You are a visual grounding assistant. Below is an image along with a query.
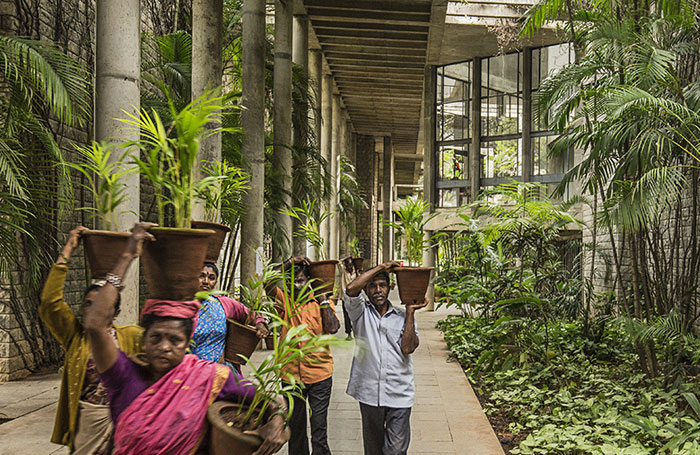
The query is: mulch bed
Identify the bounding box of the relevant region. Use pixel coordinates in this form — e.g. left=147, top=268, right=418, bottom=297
left=469, top=380, right=528, bottom=453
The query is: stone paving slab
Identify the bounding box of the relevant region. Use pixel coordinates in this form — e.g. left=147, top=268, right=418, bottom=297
left=0, top=304, right=503, bottom=455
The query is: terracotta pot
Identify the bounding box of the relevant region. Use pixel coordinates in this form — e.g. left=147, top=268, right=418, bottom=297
left=352, top=257, right=364, bottom=273
left=81, top=230, right=131, bottom=279
left=208, top=402, right=290, bottom=455
left=141, top=227, right=215, bottom=300
left=191, top=220, right=231, bottom=263
left=225, top=319, right=259, bottom=365
left=394, top=266, right=434, bottom=305
left=307, top=260, right=338, bottom=295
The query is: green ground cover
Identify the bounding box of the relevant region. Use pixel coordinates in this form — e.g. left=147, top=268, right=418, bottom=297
left=439, top=316, right=700, bottom=454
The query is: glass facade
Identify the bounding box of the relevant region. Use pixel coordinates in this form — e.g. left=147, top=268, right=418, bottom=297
left=434, top=43, right=573, bottom=207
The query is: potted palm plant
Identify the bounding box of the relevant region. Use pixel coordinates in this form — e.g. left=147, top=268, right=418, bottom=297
left=224, top=260, right=281, bottom=365
left=192, top=160, right=248, bottom=263
left=348, top=238, right=364, bottom=273
left=385, top=196, right=437, bottom=305
left=209, top=267, right=342, bottom=455
left=121, top=93, right=227, bottom=300
left=283, top=200, right=337, bottom=294
left=69, top=141, right=134, bottom=279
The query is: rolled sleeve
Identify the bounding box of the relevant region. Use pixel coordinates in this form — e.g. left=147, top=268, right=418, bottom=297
left=343, top=291, right=366, bottom=321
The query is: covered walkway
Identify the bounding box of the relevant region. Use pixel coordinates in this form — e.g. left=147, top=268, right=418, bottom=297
left=0, top=308, right=502, bottom=455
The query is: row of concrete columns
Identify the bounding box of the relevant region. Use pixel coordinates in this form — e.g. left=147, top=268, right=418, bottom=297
left=97, top=0, right=367, bottom=321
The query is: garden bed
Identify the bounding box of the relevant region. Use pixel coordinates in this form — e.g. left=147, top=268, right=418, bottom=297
left=438, top=315, right=700, bottom=455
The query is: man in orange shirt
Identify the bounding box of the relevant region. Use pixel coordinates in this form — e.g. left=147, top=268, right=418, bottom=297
left=268, top=257, right=340, bottom=455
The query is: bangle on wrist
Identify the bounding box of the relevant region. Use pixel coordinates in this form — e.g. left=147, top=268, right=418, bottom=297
left=105, top=273, right=124, bottom=291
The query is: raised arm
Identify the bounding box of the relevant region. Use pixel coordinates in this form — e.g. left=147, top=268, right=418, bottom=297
left=345, top=261, right=400, bottom=297
left=400, top=298, right=428, bottom=355
left=38, top=226, right=88, bottom=346
left=84, top=223, right=155, bottom=372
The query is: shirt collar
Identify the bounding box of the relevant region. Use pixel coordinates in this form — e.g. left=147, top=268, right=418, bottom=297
left=366, top=298, right=397, bottom=318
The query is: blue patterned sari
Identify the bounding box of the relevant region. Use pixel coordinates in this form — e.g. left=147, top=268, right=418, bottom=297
left=190, top=296, right=227, bottom=362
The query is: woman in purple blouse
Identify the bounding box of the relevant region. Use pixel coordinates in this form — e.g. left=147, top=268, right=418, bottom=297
left=82, top=223, right=287, bottom=455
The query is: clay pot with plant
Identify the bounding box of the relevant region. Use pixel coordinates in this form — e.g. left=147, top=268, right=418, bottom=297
left=224, top=259, right=281, bottom=365
left=209, top=267, right=341, bottom=455
left=385, top=197, right=438, bottom=305
left=68, top=141, right=135, bottom=279
left=121, top=92, right=230, bottom=300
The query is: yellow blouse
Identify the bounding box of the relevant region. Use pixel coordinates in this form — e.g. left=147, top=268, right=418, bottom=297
left=39, top=263, right=142, bottom=448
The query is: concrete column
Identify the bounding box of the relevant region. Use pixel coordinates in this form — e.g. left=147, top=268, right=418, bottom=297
left=291, top=14, right=309, bottom=256
left=382, top=136, right=393, bottom=262
left=470, top=57, right=482, bottom=200
left=423, top=230, right=436, bottom=311
left=308, top=50, right=323, bottom=260
left=338, top=112, right=348, bottom=256
left=309, top=50, right=323, bottom=158
left=271, top=0, right=293, bottom=261
left=423, top=65, right=437, bottom=207
left=423, top=65, right=437, bottom=309
left=522, top=47, right=532, bottom=183
left=96, top=0, right=140, bottom=325
left=191, top=0, right=224, bottom=221
left=240, top=0, right=266, bottom=284
left=330, top=94, right=342, bottom=260
left=320, top=74, right=333, bottom=257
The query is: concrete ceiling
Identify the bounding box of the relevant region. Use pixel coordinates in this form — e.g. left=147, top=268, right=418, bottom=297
left=304, top=0, right=433, bottom=187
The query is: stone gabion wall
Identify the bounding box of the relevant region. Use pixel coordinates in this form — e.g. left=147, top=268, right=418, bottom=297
left=0, top=0, right=97, bottom=382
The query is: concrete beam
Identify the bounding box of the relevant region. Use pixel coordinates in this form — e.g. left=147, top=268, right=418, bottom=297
left=305, top=0, right=432, bottom=14
left=326, top=52, right=426, bottom=64
left=395, top=154, right=424, bottom=162
left=329, top=60, right=425, bottom=70
left=323, top=45, right=427, bottom=57
left=308, top=9, right=430, bottom=26
left=314, top=28, right=428, bottom=42
left=311, top=20, right=429, bottom=34
left=318, top=36, right=428, bottom=49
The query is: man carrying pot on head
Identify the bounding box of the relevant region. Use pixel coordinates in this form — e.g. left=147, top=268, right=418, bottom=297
left=336, top=257, right=356, bottom=340
left=343, top=261, right=428, bottom=455
left=266, top=256, right=340, bottom=455
left=39, top=226, right=143, bottom=455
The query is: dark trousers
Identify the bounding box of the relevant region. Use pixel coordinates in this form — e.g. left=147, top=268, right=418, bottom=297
left=287, top=377, right=333, bottom=455
left=342, top=301, right=352, bottom=336
left=359, top=403, right=411, bottom=455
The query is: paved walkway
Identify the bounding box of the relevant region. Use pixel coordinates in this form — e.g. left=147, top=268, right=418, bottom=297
left=0, top=305, right=503, bottom=455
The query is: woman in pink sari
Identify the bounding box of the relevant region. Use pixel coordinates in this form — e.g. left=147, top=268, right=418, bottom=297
left=83, top=223, right=287, bottom=455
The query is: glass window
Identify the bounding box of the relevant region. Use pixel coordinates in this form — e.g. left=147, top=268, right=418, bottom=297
left=438, top=144, right=469, bottom=180
left=533, top=136, right=570, bottom=176
left=481, top=52, right=521, bottom=138
left=439, top=188, right=459, bottom=207
left=437, top=61, right=471, bottom=142
left=434, top=43, right=573, bottom=208
left=532, top=43, right=573, bottom=131
left=481, top=139, right=522, bottom=179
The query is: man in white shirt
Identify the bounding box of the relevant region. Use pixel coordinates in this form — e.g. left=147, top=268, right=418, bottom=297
left=343, top=261, right=427, bottom=455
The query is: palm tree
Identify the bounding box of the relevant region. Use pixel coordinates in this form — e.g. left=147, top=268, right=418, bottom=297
left=524, top=0, right=700, bottom=376
left=0, top=35, right=91, bottom=371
